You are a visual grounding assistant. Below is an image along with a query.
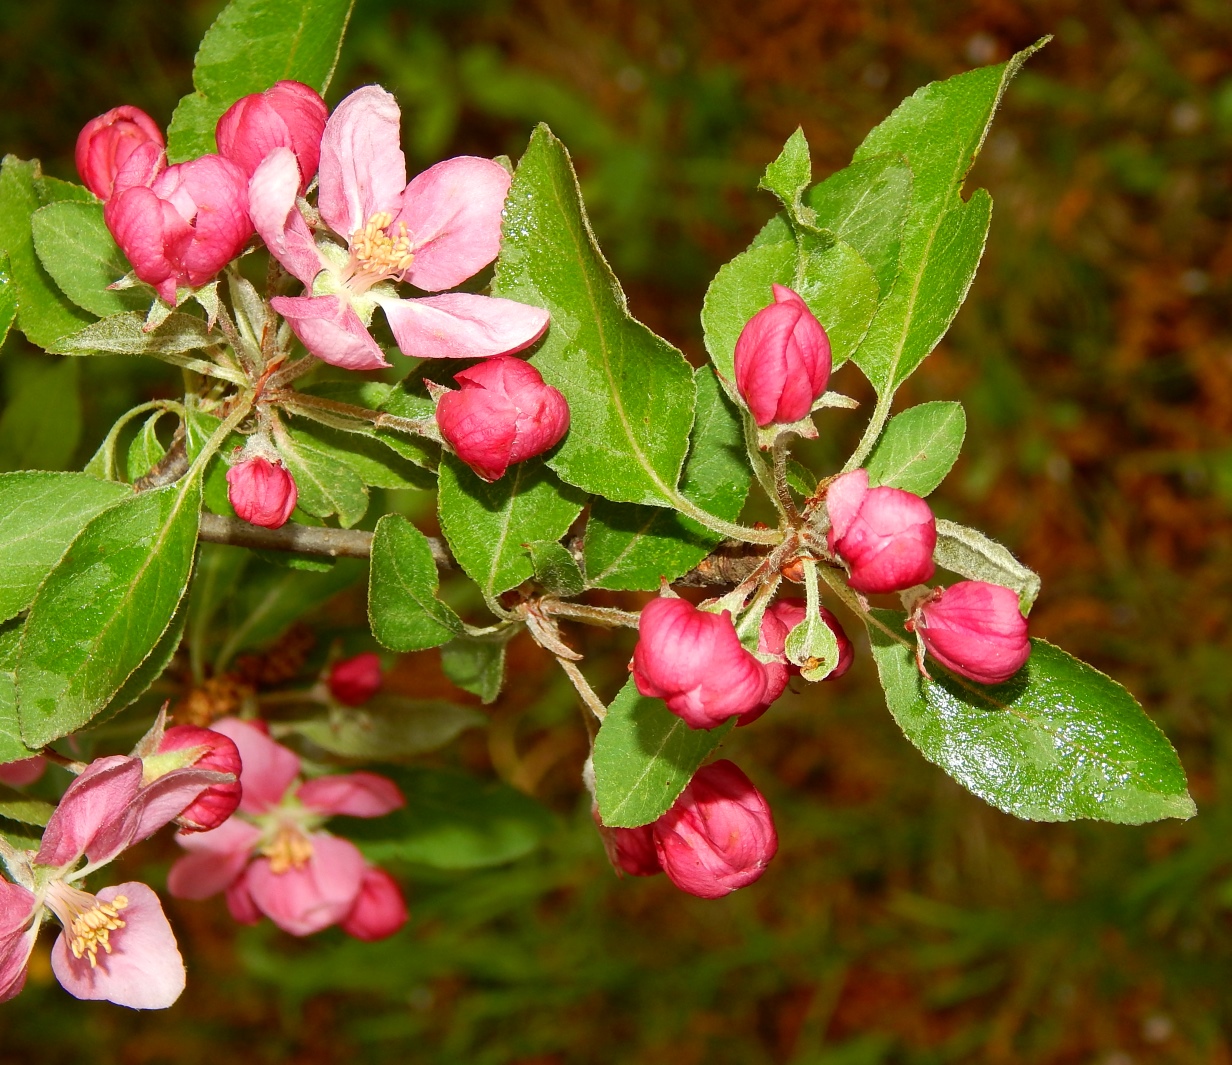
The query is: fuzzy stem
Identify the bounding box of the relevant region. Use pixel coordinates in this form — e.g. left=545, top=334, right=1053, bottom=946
left=843, top=388, right=894, bottom=473
left=771, top=438, right=800, bottom=523
left=556, top=657, right=608, bottom=722
left=543, top=601, right=642, bottom=629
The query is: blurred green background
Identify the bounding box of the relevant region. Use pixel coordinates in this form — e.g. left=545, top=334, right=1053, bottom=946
left=3, top=0, right=1232, bottom=1061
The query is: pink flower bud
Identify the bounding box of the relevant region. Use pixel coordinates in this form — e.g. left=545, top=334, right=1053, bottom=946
left=631, top=597, right=770, bottom=730
left=226, top=456, right=298, bottom=529
left=907, top=581, right=1031, bottom=685
left=733, top=284, right=831, bottom=427
left=328, top=652, right=382, bottom=706
left=826, top=468, right=936, bottom=594
left=155, top=725, right=243, bottom=832
left=610, top=824, right=663, bottom=877
left=75, top=105, right=165, bottom=201
left=340, top=868, right=408, bottom=942
left=216, top=80, right=328, bottom=193
left=0, top=757, right=45, bottom=788
left=435, top=356, right=569, bottom=481
left=652, top=760, right=778, bottom=899
left=104, top=153, right=252, bottom=303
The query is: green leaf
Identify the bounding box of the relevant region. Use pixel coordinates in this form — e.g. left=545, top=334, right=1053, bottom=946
left=438, top=455, right=586, bottom=601
left=851, top=43, right=1044, bottom=395
left=584, top=366, right=750, bottom=591
left=0, top=157, right=92, bottom=351
left=0, top=787, right=53, bottom=827
left=284, top=421, right=433, bottom=492
left=30, top=201, right=148, bottom=318
left=525, top=541, right=585, bottom=597
left=342, top=766, right=554, bottom=869
left=0, top=255, right=15, bottom=348
left=440, top=631, right=512, bottom=705
left=866, top=609, right=1194, bottom=824
left=784, top=563, right=840, bottom=682
left=491, top=124, right=696, bottom=507
left=866, top=400, right=966, bottom=496
left=593, top=677, right=732, bottom=829
left=167, top=0, right=355, bottom=162
left=271, top=419, right=368, bottom=528
left=184, top=404, right=244, bottom=517
left=0, top=672, right=37, bottom=764
left=0, top=472, right=132, bottom=623
left=101, top=593, right=189, bottom=718
left=16, top=477, right=201, bottom=747
left=933, top=518, right=1041, bottom=613
left=759, top=127, right=815, bottom=227
left=368, top=514, right=463, bottom=653
left=126, top=412, right=171, bottom=483
left=56, top=311, right=214, bottom=356
left=288, top=696, right=485, bottom=759
left=0, top=358, right=82, bottom=472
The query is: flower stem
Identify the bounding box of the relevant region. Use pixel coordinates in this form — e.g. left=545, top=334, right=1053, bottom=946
left=771, top=438, right=800, bottom=523
left=842, top=387, right=894, bottom=473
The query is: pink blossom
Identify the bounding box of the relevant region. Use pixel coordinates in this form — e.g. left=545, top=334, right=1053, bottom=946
left=906, top=581, right=1031, bottom=684
left=226, top=455, right=298, bottom=529
left=0, top=757, right=45, bottom=788
left=75, top=105, right=165, bottom=201
left=826, top=468, right=936, bottom=594
left=341, top=868, right=409, bottom=941
left=608, top=824, right=662, bottom=878
left=328, top=652, right=383, bottom=706
left=435, top=356, right=570, bottom=481
left=631, top=596, right=770, bottom=730
left=216, top=80, right=327, bottom=192
left=734, top=284, right=831, bottom=426
left=167, top=718, right=408, bottom=939
left=249, top=86, right=549, bottom=371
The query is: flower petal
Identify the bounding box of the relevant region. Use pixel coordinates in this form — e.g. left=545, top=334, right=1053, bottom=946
left=297, top=772, right=404, bottom=818
left=37, top=756, right=143, bottom=869
left=246, top=834, right=367, bottom=936
left=207, top=718, right=300, bottom=814
left=166, top=818, right=263, bottom=900
left=271, top=294, right=391, bottom=371
left=317, top=85, right=407, bottom=240
left=0, top=882, right=37, bottom=1003
left=379, top=292, right=548, bottom=360
left=396, top=156, right=510, bottom=291
left=249, top=148, right=323, bottom=286
left=51, top=882, right=185, bottom=1010
left=127, top=767, right=240, bottom=848
left=225, top=870, right=262, bottom=925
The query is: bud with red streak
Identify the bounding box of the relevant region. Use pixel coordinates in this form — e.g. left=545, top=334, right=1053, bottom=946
left=340, top=868, right=408, bottom=941
left=328, top=652, right=383, bottom=706
left=75, top=105, right=165, bottom=201
left=216, top=80, right=328, bottom=192
left=733, top=284, right=831, bottom=427
left=631, top=596, right=770, bottom=730
left=435, top=356, right=569, bottom=482
left=226, top=455, right=298, bottom=529
left=825, top=468, right=936, bottom=594
left=151, top=725, right=242, bottom=832
left=906, top=581, right=1031, bottom=684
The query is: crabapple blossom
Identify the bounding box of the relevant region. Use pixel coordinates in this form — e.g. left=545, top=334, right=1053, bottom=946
left=734, top=284, right=831, bottom=426
left=906, top=580, right=1031, bottom=684
left=215, top=80, right=328, bottom=191
left=75, top=105, right=165, bottom=201
left=825, top=468, right=936, bottom=594
left=328, top=652, right=383, bottom=706
left=226, top=454, right=298, bottom=529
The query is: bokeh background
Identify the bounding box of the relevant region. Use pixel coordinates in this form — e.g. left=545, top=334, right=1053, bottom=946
left=2, top=0, right=1232, bottom=1061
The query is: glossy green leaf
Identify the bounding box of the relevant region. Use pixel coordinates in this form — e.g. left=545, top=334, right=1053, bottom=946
left=0, top=358, right=82, bottom=473
left=101, top=594, right=189, bottom=719
left=287, top=696, right=485, bottom=759
left=368, top=514, right=462, bottom=653
left=525, top=541, right=585, bottom=597
left=0, top=255, right=15, bottom=348
left=851, top=44, right=1043, bottom=395
left=593, top=677, right=732, bottom=828
left=492, top=124, right=696, bottom=506
left=30, top=201, right=148, bottom=318
left=438, top=455, right=586, bottom=601
left=866, top=400, right=966, bottom=496
left=0, top=472, right=132, bottom=623
left=584, top=366, right=750, bottom=590
left=866, top=609, right=1195, bottom=824
left=167, top=0, right=355, bottom=162
left=440, top=631, right=512, bottom=705
left=933, top=519, right=1041, bottom=614
left=272, top=419, right=368, bottom=528
left=17, top=477, right=201, bottom=747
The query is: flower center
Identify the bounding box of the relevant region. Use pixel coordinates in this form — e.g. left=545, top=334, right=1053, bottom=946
left=346, top=211, right=414, bottom=292
left=262, top=824, right=314, bottom=875
left=43, top=882, right=128, bottom=969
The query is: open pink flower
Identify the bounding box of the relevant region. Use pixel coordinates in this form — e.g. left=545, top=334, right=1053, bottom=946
left=249, top=85, right=549, bottom=371
left=167, top=718, right=408, bottom=939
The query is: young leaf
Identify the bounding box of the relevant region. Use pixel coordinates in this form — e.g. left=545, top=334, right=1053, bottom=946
left=933, top=518, right=1041, bottom=613
left=369, top=514, right=463, bottom=653
left=866, top=400, right=966, bottom=496
left=167, top=0, right=356, bottom=162
left=126, top=412, right=171, bottom=483
left=16, top=476, right=201, bottom=747
left=593, top=677, right=732, bottom=829
left=866, top=609, right=1194, bottom=824
left=287, top=696, right=485, bottom=759
left=492, top=124, right=697, bottom=507
left=184, top=404, right=245, bottom=517
left=759, top=127, right=815, bottom=228
left=56, top=311, right=214, bottom=356
left=0, top=472, right=131, bottom=623
left=0, top=358, right=82, bottom=472
left=271, top=419, right=368, bottom=528
left=0, top=255, right=15, bottom=348
left=584, top=366, right=750, bottom=591
left=440, top=631, right=512, bottom=705
left=30, top=201, right=148, bottom=318
left=525, top=541, right=585, bottom=597
left=437, top=455, right=586, bottom=601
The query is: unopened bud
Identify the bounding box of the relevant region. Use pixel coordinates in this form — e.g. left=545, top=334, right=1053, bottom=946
left=907, top=581, right=1030, bottom=685
left=75, top=105, right=165, bottom=201
left=216, top=80, right=328, bottom=192
left=152, top=725, right=242, bottom=832
left=328, top=652, right=383, bottom=707
left=226, top=455, right=298, bottom=529
left=341, top=868, right=408, bottom=941
left=826, top=468, right=935, bottom=594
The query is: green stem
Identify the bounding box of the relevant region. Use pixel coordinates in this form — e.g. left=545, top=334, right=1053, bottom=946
left=665, top=490, right=781, bottom=545
left=187, top=397, right=253, bottom=480
left=741, top=409, right=779, bottom=503
left=843, top=388, right=894, bottom=473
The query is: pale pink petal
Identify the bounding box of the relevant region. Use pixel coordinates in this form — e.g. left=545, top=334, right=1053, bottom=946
left=271, top=294, right=392, bottom=371
left=51, top=882, right=185, bottom=1010
left=249, top=148, right=324, bottom=286
left=207, top=718, right=300, bottom=814
left=166, top=818, right=263, bottom=900
left=245, top=834, right=366, bottom=936
left=225, top=871, right=262, bottom=925
left=0, top=882, right=37, bottom=1003
left=396, top=156, right=510, bottom=291
left=37, top=756, right=143, bottom=869
left=379, top=292, right=549, bottom=361
left=340, top=868, right=407, bottom=941
left=317, top=86, right=407, bottom=241
left=297, top=772, right=404, bottom=818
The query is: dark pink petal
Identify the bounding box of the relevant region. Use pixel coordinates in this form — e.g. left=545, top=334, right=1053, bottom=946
left=733, top=285, right=831, bottom=427
left=271, top=294, right=391, bottom=371
left=915, top=581, right=1031, bottom=685
left=434, top=384, right=518, bottom=481
left=104, top=185, right=191, bottom=302
left=50, top=882, right=185, bottom=1010
left=37, top=756, right=143, bottom=869
left=0, top=882, right=37, bottom=1003
left=824, top=468, right=869, bottom=544
left=75, top=105, right=165, bottom=201
left=226, top=456, right=298, bottom=529
left=827, top=471, right=936, bottom=594
left=246, top=834, right=367, bottom=936
left=207, top=718, right=300, bottom=814
left=248, top=148, right=323, bottom=286
left=225, top=871, right=262, bottom=925
left=297, top=772, right=404, bottom=818
left=317, top=85, right=407, bottom=240
left=125, top=766, right=240, bottom=848
left=0, top=757, right=45, bottom=788
left=340, top=868, right=408, bottom=941
left=610, top=824, right=662, bottom=877
left=154, top=725, right=243, bottom=833
left=216, top=80, right=327, bottom=191
left=380, top=292, right=549, bottom=361
left=396, top=156, right=511, bottom=291
left=149, top=154, right=253, bottom=288
left=327, top=652, right=382, bottom=706
left=166, top=817, right=263, bottom=899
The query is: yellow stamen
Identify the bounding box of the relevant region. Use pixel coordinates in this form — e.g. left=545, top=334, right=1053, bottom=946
left=68, top=896, right=128, bottom=969
left=263, top=825, right=314, bottom=874
left=347, top=211, right=415, bottom=289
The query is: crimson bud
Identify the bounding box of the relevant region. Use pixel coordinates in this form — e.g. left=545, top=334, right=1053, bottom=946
left=340, top=868, right=409, bottom=942
left=907, top=581, right=1030, bottom=685
left=153, top=725, right=243, bottom=832
left=75, top=105, right=165, bottom=201
left=226, top=455, right=298, bottom=529
left=826, top=468, right=936, bottom=594
left=328, top=652, right=383, bottom=706
left=216, top=80, right=328, bottom=192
